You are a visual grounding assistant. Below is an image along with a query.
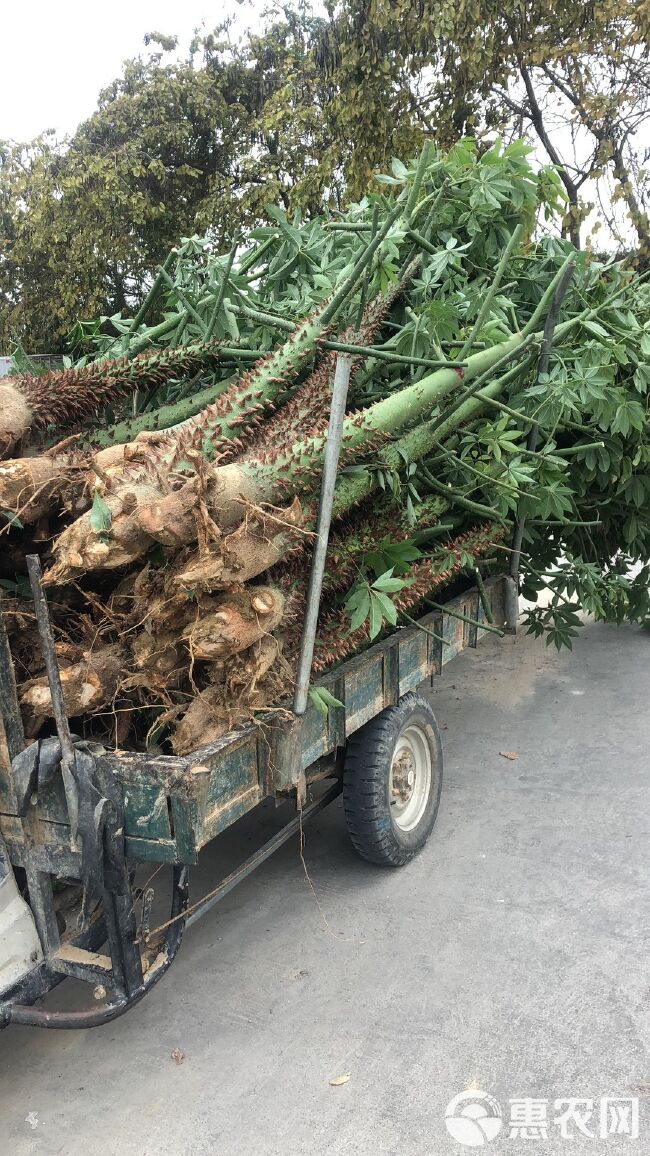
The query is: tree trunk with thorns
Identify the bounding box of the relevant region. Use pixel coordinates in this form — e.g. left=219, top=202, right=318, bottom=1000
left=2, top=142, right=648, bottom=759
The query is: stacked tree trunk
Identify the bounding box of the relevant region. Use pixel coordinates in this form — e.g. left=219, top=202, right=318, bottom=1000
left=1, top=142, right=648, bottom=756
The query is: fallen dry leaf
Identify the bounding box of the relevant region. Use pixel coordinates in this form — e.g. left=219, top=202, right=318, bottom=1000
left=499, top=751, right=518, bottom=761
left=171, top=1048, right=185, bottom=1065
left=329, top=1073, right=351, bottom=1086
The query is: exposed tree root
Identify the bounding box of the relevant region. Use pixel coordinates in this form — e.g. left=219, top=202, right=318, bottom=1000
left=172, top=498, right=309, bottom=592
left=181, top=585, right=285, bottom=660
left=20, top=643, right=127, bottom=737
left=137, top=461, right=262, bottom=546
left=44, top=483, right=162, bottom=582
left=228, top=635, right=286, bottom=691
left=0, top=455, right=77, bottom=524
left=0, top=383, right=33, bottom=458
left=170, top=639, right=290, bottom=755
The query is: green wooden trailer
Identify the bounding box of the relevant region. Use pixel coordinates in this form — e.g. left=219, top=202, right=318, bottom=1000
left=0, top=574, right=508, bottom=1029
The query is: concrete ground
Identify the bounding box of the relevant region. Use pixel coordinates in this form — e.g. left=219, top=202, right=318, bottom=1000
left=1, top=621, right=648, bottom=1155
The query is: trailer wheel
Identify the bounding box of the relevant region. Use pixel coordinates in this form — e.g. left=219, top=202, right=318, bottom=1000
left=342, top=692, right=443, bottom=867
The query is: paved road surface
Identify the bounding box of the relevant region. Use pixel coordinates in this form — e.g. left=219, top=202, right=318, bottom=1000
left=1, top=621, right=648, bottom=1154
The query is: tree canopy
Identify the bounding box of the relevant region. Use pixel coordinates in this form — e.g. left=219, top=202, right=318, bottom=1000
left=1, top=1, right=648, bottom=352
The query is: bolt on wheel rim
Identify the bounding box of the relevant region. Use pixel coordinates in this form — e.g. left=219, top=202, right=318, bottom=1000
left=390, top=723, right=432, bottom=832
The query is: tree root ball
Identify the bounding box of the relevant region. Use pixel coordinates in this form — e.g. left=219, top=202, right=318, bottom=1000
left=137, top=463, right=261, bottom=546
left=171, top=687, right=231, bottom=754
left=182, top=585, right=285, bottom=659
left=174, top=498, right=307, bottom=591
left=44, top=484, right=160, bottom=583
left=20, top=644, right=126, bottom=736
left=0, top=456, right=68, bottom=523
left=0, top=383, right=33, bottom=457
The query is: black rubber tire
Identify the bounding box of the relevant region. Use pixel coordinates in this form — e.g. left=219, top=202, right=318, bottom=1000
left=342, top=692, right=443, bottom=867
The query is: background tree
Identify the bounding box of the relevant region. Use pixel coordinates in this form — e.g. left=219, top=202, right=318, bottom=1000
left=1, top=1, right=648, bottom=352
left=0, top=30, right=274, bottom=351
left=309, top=0, right=650, bottom=251
left=442, top=0, right=650, bottom=252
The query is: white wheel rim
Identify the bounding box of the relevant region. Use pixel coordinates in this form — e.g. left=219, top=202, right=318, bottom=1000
left=390, top=722, right=432, bottom=832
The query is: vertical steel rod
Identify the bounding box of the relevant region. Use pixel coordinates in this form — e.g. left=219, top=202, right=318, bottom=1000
left=25, top=555, right=80, bottom=845
left=293, top=354, right=352, bottom=715
left=0, top=599, right=26, bottom=762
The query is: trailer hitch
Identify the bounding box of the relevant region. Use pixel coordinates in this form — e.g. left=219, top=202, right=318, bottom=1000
left=1, top=863, right=189, bottom=1029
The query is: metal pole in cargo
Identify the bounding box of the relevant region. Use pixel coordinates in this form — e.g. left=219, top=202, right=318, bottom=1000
left=293, top=354, right=352, bottom=715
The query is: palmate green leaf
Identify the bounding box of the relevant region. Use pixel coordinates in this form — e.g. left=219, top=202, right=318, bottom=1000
left=372, top=590, right=398, bottom=626
left=610, top=399, right=645, bottom=436
left=623, top=513, right=640, bottom=545
left=546, top=627, right=574, bottom=651
left=372, top=570, right=413, bottom=594
left=581, top=319, right=611, bottom=341
left=503, top=458, right=537, bottom=488
left=633, top=364, right=650, bottom=393
left=368, top=593, right=383, bottom=639
left=308, top=688, right=328, bottom=717
left=522, top=602, right=582, bottom=651
left=317, top=687, right=345, bottom=710
left=623, top=475, right=647, bottom=508
left=346, top=586, right=372, bottom=632
left=344, top=569, right=414, bottom=640
left=0, top=576, right=32, bottom=598
left=375, top=173, right=404, bottom=186
left=364, top=538, right=421, bottom=577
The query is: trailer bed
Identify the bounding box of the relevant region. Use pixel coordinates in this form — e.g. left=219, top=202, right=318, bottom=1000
left=0, top=574, right=507, bottom=1027
left=1, top=575, right=506, bottom=867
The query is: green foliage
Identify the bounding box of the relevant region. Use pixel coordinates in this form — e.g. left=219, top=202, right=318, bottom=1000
left=362, top=537, right=422, bottom=578
left=521, top=558, right=650, bottom=648
left=308, top=686, right=345, bottom=717
left=0, top=575, right=31, bottom=598
left=69, top=141, right=647, bottom=654
left=88, top=491, right=112, bottom=539
left=0, top=27, right=297, bottom=350
left=3, top=135, right=648, bottom=661
left=523, top=602, right=584, bottom=651
left=344, top=569, right=414, bottom=639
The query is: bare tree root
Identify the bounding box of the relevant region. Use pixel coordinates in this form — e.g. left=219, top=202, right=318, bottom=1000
left=181, top=585, right=285, bottom=660
left=170, top=639, right=289, bottom=756
left=0, top=455, right=78, bottom=525
left=0, top=383, right=33, bottom=457
left=44, top=483, right=162, bottom=582
left=19, top=643, right=127, bottom=737
left=173, top=498, right=308, bottom=592
left=137, top=461, right=261, bottom=546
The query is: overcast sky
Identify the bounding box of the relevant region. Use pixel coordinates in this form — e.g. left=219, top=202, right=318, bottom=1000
left=1, top=0, right=256, bottom=142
